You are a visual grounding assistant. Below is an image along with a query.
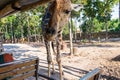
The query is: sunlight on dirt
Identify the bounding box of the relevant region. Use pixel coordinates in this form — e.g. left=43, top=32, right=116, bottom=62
left=3, top=40, right=120, bottom=80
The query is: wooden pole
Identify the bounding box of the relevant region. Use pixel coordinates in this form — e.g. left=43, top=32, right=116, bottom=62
left=0, top=0, right=53, bottom=18
left=68, top=20, right=73, bottom=55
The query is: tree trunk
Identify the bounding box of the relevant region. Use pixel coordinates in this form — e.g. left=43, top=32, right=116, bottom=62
left=4, top=25, right=7, bottom=42
left=11, top=21, right=15, bottom=43
left=79, top=26, right=81, bottom=42
left=119, top=0, right=120, bottom=22
left=68, top=20, right=73, bottom=55
left=74, top=26, right=77, bottom=43
left=5, top=24, right=9, bottom=43
left=21, top=25, right=24, bottom=43
left=34, top=26, right=37, bottom=42
left=89, top=18, right=94, bottom=43
left=38, top=27, right=42, bottom=43
left=88, top=20, right=92, bottom=42
left=70, top=14, right=74, bottom=42
left=27, top=17, right=31, bottom=43
left=105, top=21, right=108, bottom=41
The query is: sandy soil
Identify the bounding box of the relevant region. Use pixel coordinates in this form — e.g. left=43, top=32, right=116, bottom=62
left=2, top=39, right=120, bottom=80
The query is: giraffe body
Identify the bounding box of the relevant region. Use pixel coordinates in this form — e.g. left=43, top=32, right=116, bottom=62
left=41, top=0, right=72, bottom=80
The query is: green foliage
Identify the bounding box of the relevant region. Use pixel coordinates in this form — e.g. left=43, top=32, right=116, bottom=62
left=115, top=23, right=120, bottom=32
left=63, top=24, right=69, bottom=36
left=109, top=19, right=120, bottom=32
left=4, top=32, right=10, bottom=39
left=0, top=0, right=119, bottom=42
left=80, top=0, right=119, bottom=39
left=0, top=5, right=45, bottom=40
left=93, top=18, right=103, bottom=32
left=71, top=0, right=82, bottom=4
left=81, top=18, right=120, bottom=33
left=82, top=0, right=118, bottom=21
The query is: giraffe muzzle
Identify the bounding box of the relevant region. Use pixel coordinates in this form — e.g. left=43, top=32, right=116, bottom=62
left=45, top=28, right=57, bottom=41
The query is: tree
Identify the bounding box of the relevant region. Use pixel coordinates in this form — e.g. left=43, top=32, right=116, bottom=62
left=1, top=15, right=16, bottom=43
left=82, top=0, right=119, bottom=41
left=82, top=0, right=97, bottom=42
left=119, top=0, right=120, bottom=20
left=96, top=0, right=119, bottom=41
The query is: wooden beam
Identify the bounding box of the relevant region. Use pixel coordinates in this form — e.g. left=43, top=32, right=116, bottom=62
left=0, top=1, right=21, bottom=18
left=0, top=60, right=36, bottom=73
left=20, top=0, right=53, bottom=6
left=80, top=68, right=101, bottom=80
left=20, top=0, right=54, bottom=11
left=0, top=57, right=39, bottom=80
left=0, top=0, right=54, bottom=18
left=0, top=4, right=14, bottom=18
left=11, top=71, right=35, bottom=80
left=0, top=66, right=36, bottom=79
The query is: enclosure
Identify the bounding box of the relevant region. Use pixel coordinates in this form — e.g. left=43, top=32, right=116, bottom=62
left=0, top=0, right=120, bottom=80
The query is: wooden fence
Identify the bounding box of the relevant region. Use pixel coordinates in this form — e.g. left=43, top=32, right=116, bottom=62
left=63, top=32, right=120, bottom=40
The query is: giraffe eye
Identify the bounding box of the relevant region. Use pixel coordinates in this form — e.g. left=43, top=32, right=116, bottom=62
left=64, top=10, right=71, bottom=14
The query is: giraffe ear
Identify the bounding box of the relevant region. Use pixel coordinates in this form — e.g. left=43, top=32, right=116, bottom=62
left=71, top=4, right=83, bottom=12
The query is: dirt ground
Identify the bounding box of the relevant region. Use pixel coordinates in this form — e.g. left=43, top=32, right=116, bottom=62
left=3, top=38, right=120, bottom=80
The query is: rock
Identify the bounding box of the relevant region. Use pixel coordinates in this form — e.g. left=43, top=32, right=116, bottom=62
left=73, top=47, right=79, bottom=56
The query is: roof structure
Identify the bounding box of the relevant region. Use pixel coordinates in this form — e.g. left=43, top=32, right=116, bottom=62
left=0, top=0, right=54, bottom=18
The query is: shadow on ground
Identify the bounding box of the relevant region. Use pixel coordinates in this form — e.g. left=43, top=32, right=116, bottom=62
left=38, top=59, right=88, bottom=80
left=75, top=43, right=120, bottom=48
left=3, top=44, right=40, bottom=59
left=111, top=55, right=120, bottom=61
left=101, top=75, right=120, bottom=80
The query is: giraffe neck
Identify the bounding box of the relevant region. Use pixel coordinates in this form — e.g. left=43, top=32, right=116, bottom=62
left=41, top=2, right=57, bottom=41
left=41, top=6, right=51, bottom=32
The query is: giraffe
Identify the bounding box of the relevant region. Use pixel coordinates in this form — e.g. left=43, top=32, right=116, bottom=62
left=41, top=0, right=82, bottom=80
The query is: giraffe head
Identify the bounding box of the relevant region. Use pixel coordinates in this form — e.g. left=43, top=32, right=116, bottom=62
left=44, top=0, right=82, bottom=41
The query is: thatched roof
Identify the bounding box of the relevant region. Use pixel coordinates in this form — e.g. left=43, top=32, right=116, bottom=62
left=0, top=0, right=54, bottom=18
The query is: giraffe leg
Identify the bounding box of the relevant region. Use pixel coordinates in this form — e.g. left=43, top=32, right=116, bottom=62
left=52, top=41, right=56, bottom=55
left=51, top=59, right=55, bottom=74
left=52, top=42, right=56, bottom=74
left=50, top=42, right=55, bottom=74
left=45, top=41, right=52, bottom=77
left=56, top=38, right=64, bottom=80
